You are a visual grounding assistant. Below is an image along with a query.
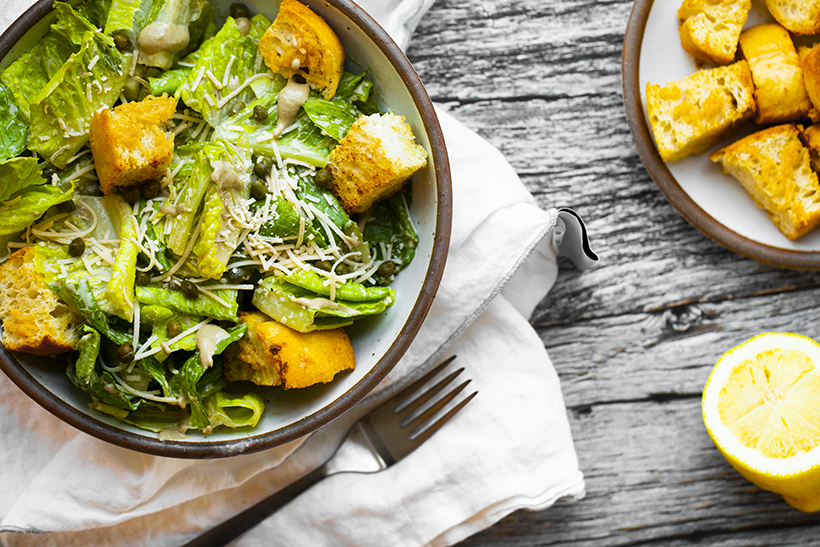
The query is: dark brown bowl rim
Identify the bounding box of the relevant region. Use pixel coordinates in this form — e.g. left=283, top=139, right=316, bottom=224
left=0, top=0, right=452, bottom=458
left=623, top=0, right=820, bottom=269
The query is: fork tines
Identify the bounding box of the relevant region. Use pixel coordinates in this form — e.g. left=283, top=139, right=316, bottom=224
left=393, top=356, right=478, bottom=442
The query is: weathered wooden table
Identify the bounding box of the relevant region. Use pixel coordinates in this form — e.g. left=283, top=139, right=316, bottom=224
left=407, top=0, right=820, bottom=544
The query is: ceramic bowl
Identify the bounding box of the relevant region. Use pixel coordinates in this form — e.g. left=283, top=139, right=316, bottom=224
left=0, top=0, right=451, bottom=457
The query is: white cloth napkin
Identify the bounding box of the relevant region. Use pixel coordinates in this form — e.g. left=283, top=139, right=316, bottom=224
left=0, top=1, right=596, bottom=545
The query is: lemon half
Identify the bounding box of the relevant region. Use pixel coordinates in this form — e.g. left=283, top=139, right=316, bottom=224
left=702, top=332, right=820, bottom=511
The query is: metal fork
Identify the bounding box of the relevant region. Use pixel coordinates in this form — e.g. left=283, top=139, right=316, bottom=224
left=182, top=355, right=477, bottom=547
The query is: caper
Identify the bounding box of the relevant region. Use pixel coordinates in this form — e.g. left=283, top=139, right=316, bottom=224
left=166, top=320, right=182, bottom=338
left=141, top=179, right=161, bottom=200
left=68, top=237, right=85, bottom=257
left=253, top=104, right=269, bottom=123
left=229, top=2, right=249, bottom=18
left=112, top=31, right=132, bottom=51
left=250, top=179, right=269, bottom=201
left=117, top=342, right=135, bottom=363
left=226, top=267, right=249, bottom=284
left=315, top=260, right=332, bottom=272
left=122, top=186, right=140, bottom=204
left=378, top=261, right=396, bottom=278
left=229, top=100, right=246, bottom=116
left=336, top=262, right=351, bottom=275
left=314, top=167, right=333, bottom=188
left=41, top=165, right=57, bottom=181
left=180, top=279, right=199, bottom=299
left=58, top=200, right=76, bottom=213
left=253, top=157, right=273, bottom=179
left=135, top=271, right=151, bottom=286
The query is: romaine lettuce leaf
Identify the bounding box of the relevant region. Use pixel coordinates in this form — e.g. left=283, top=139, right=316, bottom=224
left=302, top=98, right=360, bottom=141
left=335, top=71, right=374, bottom=103
left=27, top=29, right=130, bottom=168
left=252, top=273, right=395, bottom=333
left=169, top=322, right=246, bottom=431
left=0, top=32, right=76, bottom=124
left=362, top=192, right=418, bottom=283
left=136, top=285, right=239, bottom=321
left=52, top=1, right=101, bottom=45
left=255, top=196, right=326, bottom=245
left=0, top=82, right=28, bottom=161
left=176, top=17, right=273, bottom=126
left=105, top=0, right=153, bottom=39
left=140, top=305, right=202, bottom=359
left=205, top=391, right=264, bottom=429
left=0, top=157, right=73, bottom=237
left=105, top=195, right=140, bottom=321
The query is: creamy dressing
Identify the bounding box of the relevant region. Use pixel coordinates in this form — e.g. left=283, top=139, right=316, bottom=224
left=291, top=296, right=360, bottom=315
left=158, top=203, right=193, bottom=216
left=273, top=78, right=310, bottom=137
left=209, top=160, right=244, bottom=191
left=138, top=21, right=190, bottom=55
left=235, top=17, right=251, bottom=36
left=196, top=324, right=230, bottom=369
left=158, top=429, right=188, bottom=441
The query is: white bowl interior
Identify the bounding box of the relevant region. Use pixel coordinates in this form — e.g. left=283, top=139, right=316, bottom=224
left=1, top=0, right=442, bottom=450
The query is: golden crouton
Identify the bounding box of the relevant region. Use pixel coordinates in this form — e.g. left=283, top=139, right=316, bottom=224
left=329, top=113, right=428, bottom=214
left=258, top=0, right=344, bottom=99
left=801, top=124, right=820, bottom=172
left=0, top=247, right=83, bottom=356
left=799, top=45, right=820, bottom=123
left=739, top=24, right=812, bottom=125
left=645, top=61, right=756, bottom=162
left=764, top=0, right=820, bottom=36
left=678, top=0, right=751, bottom=66
left=709, top=124, right=820, bottom=239
left=89, top=95, right=177, bottom=195
left=223, top=312, right=354, bottom=390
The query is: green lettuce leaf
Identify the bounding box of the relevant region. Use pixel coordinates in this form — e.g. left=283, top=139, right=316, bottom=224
left=0, top=82, right=28, bottom=161
left=302, top=98, right=360, bottom=141
left=0, top=30, right=76, bottom=123
left=169, top=322, right=246, bottom=431
left=27, top=29, right=130, bottom=168
left=176, top=17, right=272, bottom=126
left=362, top=192, right=417, bottom=283
left=0, top=157, right=73, bottom=237
left=254, top=196, right=326, bottom=246
left=104, top=195, right=140, bottom=321
left=105, top=0, right=153, bottom=39
left=335, top=71, right=374, bottom=103
left=52, top=1, right=100, bottom=45
left=141, top=305, right=202, bottom=360
left=136, top=285, right=239, bottom=321
left=205, top=391, right=264, bottom=429
left=252, top=273, right=395, bottom=333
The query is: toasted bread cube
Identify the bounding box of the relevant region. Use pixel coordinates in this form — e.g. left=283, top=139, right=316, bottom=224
left=709, top=124, right=820, bottom=239
left=799, top=45, right=820, bottom=123
left=89, top=95, right=177, bottom=195
left=259, top=0, right=344, bottom=99
left=223, top=312, right=354, bottom=390
left=678, top=0, right=751, bottom=66
left=740, top=24, right=811, bottom=125
left=329, top=113, right=427, bottom=214
left=645, top=61, right=756, bottom=162
left=0, top=247, right=82, bottom=355
left=765, top=0, right=820, bottom=36
left=801, top=124, right=820, bottom=172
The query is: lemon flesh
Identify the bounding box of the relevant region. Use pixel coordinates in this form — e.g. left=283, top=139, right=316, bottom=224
left=718, top=348, right=820, bottom=458
left=703, top=333, right=820, bottom=512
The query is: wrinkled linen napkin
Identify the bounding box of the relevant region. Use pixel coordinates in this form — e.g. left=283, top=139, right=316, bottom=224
left=0, top=1, right=597, bottom=545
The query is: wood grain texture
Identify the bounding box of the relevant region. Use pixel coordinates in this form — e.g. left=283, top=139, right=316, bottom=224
left=405, top=0, right=820, bottom=545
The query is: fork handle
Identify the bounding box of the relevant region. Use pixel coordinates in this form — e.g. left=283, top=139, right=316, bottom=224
left=180, top=464, right=329, bottom=547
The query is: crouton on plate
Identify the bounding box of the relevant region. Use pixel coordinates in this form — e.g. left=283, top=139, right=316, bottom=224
left=678, top=0, right=751, bottom=66
left=645, top=61, right=756, bottom=162
left=223, top=311, right=355, bottom=390
left=739, top=23, right=812, bottom=125
left=709, top=124, right=820, bottom=240
left=329, top=112, right=428, bottom=214
left=89, top=95, right=177, bottom=195
left=764, top=0, right=820, bottom=35
left=258, top=0, right=344, bottom=99
left=0, top=247, right=82, bottom=356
